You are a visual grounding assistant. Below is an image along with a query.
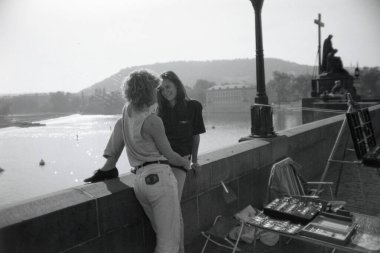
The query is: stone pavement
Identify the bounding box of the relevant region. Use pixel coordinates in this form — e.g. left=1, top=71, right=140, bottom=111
left=321, top=154, right=380, bottom=217
left=190, top=152, right=380, bottom=253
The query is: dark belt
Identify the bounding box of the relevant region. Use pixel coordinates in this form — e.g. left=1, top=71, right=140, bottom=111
left=137, top=160, right=170, bottom=169
left=132, top=160, right=188, bottom=174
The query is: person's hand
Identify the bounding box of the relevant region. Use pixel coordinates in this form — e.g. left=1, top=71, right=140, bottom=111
left=184, top=163, right=191, bottom=171
left=191, top=162, right=201, bottom=176
left=182, top=155, right=191, bottom=171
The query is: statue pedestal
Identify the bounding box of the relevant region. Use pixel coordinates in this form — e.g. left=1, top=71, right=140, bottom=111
left=311, top=72, right=358, bottom=99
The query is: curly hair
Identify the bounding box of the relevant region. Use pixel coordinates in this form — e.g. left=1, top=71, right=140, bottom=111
left=122, top=69, right=161, bottom=110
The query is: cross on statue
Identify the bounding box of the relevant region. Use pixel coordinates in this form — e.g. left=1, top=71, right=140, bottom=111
left=314, top=13, right=325, bottom=74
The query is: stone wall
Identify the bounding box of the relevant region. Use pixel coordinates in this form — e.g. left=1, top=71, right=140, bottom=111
left=1, top=104, right=379, bottom=253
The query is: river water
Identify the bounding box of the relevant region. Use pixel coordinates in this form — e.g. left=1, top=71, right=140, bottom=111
left=0, top=108, right=302, bottom=209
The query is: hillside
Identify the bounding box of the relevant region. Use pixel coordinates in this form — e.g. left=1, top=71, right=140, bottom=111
left=81, top=58, right=315, bottom=95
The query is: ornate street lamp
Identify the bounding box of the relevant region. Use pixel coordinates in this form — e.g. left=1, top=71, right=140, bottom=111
left=246, top=0, right=275, bottom=138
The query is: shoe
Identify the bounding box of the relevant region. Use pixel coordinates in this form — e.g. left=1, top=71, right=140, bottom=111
left=84, top=168, right=119, bottom=183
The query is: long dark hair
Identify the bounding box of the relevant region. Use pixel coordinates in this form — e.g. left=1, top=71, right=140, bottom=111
left=157, top=71, right=189, bottom=116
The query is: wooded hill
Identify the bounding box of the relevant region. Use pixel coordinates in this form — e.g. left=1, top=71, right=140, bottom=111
left=81, top=58, right=315, bottom=94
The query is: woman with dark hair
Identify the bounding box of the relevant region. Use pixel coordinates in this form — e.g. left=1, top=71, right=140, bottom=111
left=157, top=70, right=205, bottom=192
left=85, top=69, right=190, bottom=253
left=157, top=70, right=206, bottom=253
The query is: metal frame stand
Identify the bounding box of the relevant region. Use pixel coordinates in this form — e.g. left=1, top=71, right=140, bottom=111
left=319, top=94, right=369, bottom=213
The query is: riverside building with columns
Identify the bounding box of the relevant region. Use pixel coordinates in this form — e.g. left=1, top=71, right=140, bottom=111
left=205, top=83, right=256, bottom=113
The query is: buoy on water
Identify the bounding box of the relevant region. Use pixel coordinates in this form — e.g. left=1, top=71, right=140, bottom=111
left=39, top=159, right=45, bottom=166
left=0, top=167, right=4, bottom=173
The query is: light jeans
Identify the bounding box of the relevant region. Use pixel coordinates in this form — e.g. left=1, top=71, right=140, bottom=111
left=172, top=168, right=187, bottom=253
left=104, top=118, right=187, bottom=252
left=134, top=164, right=181, bottom=253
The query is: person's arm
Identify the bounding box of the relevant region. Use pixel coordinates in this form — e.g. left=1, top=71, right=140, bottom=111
left=143, top=115, right=190, bottom=169
left=191, top=134, right=202, bottom=173
left=189, top=100, right=205, bottom=171
left=191, top=134, right=200, bottom=164
left=101, top=118, right=125, bottom=171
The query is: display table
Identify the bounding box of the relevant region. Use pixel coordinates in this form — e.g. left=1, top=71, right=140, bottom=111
left=249, top=212, right=380, bottom=253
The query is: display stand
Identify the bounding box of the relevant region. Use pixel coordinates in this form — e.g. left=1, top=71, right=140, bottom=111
left=318, top=93, right=369, bottom=212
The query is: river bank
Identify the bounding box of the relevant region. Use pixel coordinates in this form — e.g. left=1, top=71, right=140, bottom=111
left=0, top=121, right=46, bottom=128
left=0, top=113, right=72, bottom=129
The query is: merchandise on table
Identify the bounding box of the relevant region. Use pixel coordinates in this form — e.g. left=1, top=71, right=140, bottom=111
left=299, top=214, right=357, bottom=245
left=247, top=212, right=303, bottom=235
left=264, top=196, right=327, bottom=224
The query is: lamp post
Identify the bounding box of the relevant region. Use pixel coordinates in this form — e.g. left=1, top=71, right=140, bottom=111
left=354, top=64, right=360, bottom=80
left=247, top=0, right=275, bottom=138
left=353, top=64, right=360, bottom=97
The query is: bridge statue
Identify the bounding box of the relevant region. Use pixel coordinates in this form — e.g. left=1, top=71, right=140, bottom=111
left=321, top=34, right=333, bottom=72
left=311, top=32, right=358, bottom=99
left=321, top=35, right=348, bottom=74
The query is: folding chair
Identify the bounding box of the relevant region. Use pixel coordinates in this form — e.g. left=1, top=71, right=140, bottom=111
left=201, top=215, right=244, bottom=253
left=201, top=181, right=249, bottom=253
left=267, top=157, right=335, bottom=203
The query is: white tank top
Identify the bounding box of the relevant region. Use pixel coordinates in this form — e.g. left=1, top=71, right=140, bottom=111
left=121, top=104, right=166, bottom=167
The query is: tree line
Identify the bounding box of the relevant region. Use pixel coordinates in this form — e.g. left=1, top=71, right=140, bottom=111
left=1, top=67, right=379, bottom=116
left=0, top=80, right=216, bottom=116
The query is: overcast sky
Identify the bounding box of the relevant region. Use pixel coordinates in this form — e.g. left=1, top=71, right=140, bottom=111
left=0, top=0, right=379, bottom=95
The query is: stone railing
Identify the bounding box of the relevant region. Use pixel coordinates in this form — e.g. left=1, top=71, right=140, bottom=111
left=1, top=104, right=379, bottom=253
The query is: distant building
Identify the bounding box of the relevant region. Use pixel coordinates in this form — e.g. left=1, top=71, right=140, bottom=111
left=205, top=83, right=256, bottom=113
